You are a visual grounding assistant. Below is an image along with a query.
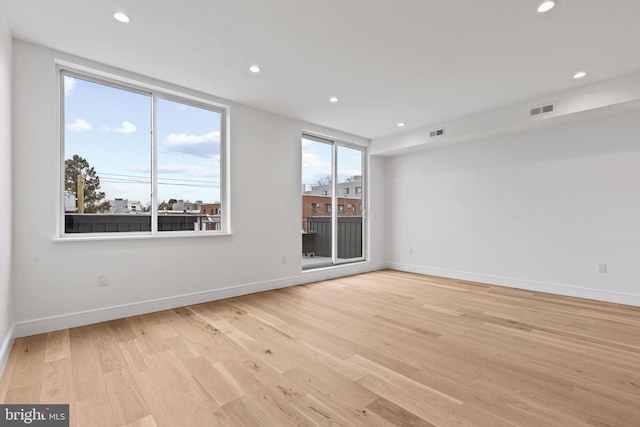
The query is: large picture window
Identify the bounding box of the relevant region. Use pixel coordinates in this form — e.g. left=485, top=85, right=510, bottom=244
left=61, top=69, right=228, bottom=236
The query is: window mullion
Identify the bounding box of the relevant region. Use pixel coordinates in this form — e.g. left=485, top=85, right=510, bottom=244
left=151, top=95, right=158, bottom=234
left=331, top=143, right=338, bottom=264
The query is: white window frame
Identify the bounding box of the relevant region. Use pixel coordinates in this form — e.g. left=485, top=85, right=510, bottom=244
left=301, top=133, right=367, bottom=269
left=57, top=63, right=231, bottom=239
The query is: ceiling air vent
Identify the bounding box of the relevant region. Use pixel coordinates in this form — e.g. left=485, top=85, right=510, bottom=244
left=429, top=128, right=446, bottom=138
left=530, top=103, right=555, bottom=117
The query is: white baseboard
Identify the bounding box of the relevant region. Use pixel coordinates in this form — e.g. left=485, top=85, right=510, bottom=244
left=14, top=261, right=386, bottom=338
left=388, top=263, right=640, bottom=307
left=0, top=324, right=15, bottom=380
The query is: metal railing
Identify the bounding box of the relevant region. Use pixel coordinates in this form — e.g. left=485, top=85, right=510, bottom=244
left=303, top=216, right=363, bottom=259
left=64, top=214, right=220, bottom=233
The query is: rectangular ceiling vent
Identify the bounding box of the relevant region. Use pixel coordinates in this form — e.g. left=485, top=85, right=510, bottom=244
left=530, top=103, right=555, bottom=117
left=429, top=127, right=446, bottom=138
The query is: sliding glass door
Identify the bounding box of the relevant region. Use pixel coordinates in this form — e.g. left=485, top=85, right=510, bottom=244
left=301, top=134, right=365, bottom=270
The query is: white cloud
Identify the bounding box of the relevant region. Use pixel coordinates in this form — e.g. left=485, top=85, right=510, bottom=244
left=126, top=164, right=220, bottom=178
left=164, top=131, right=220, bottom=158
left=66, top=118, right=93, bottom=132
left=302, top=152, right=329, bottom=168
left=64, top=76, right=77, bottom=96
left=166, top=131, right=220, bottom=145
left=159, top=164, right=220, bottom=178
left=114, top=121, right=137, bottom=134
left=159, top=165, right=202, bottom=174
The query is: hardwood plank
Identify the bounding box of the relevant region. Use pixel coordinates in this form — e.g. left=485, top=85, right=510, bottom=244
left=167, top=376, right=233, bottom=427
left=109, top=318, right=138, bottom=343
left=220, top=397, right=269, bottom=427
left=133, top=367, right=197, bottom=427
left=183, top=356, right=243, bottom=406
left=122, top=415, right=158, bottom=427
left=289, top=393, right=353, bottom=426
left=7, top=335, right=47, bottom=390
left=40, top=357, right=72, bottom=403
left=119, top=340, right=149, bottom=373
left=91, top=322, right=128, bottom=374
left=75, top=394, right=118, bottom=427
left=69, top=325, right=107, bottom=400
left=366, top=397, right=436, bottom=427
left=354, top=362, right=461, bottom=425
left=4, top=382, right=41, bottom=404
left=163, top=335, right=200, bottom=361
left=125, top=316, right=168, bottom=356
left=446, top=403, right=516, bottom=427
left=143, top=351, right=191, bottom=385
left=44, top=330, right=71, bottom=363
left=104, top=367, right=149, bottom=425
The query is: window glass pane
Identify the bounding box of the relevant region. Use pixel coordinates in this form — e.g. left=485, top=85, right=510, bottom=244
left=337, top=146, right=363, bottom=261
left=156, top=98, right=222, bottom=231
left=301, top=137, right=332, bottom=269
left=63, top=75, right=151, bottom=233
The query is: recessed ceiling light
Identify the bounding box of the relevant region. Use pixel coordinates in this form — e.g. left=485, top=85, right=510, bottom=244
left=113, top=12, right=130, bottom=23
left=329, top=96, right=338, bottom=103
left=537, top=1, right=556, bottom=13
left=249, top=65, right=261, bottom=73
left=397, top=123, right=405, bottom=127
left=573, top=71, right=587, bottom=79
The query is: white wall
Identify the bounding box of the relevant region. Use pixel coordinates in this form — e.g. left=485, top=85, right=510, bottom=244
left=0, top=7, right=14, bottom=371
left=368, top=155, right=386, bottom=266
left=383, top=106, right=640, bottom=306
left=11, top=40, right=384, bottom=336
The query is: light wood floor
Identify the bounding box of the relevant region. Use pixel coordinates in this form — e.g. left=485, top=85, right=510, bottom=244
left=1, top=270, right=639, bottom=426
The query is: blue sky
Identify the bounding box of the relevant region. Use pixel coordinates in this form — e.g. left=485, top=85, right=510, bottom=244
left=301, top=138, right=363, bottom=193
left=64, top=76, right=221, bottom=206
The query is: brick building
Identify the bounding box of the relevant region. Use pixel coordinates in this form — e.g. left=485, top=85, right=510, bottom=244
left=301, top=195, right=361, bottom=232
left=200, top=203, right=221, bottom=215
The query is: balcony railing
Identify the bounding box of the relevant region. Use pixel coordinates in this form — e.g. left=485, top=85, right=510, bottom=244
left=64, top=214, right=220, bottom=233
left=303, top=216, right=362, bottom=259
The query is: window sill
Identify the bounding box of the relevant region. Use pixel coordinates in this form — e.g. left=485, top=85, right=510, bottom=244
left=54, top=231, right=232, bottom=242
left=302, top=259, right=367, bottom=273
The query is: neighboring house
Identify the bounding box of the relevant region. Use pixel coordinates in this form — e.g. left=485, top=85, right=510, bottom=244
left=301, top=195, right=362, bottom=233
left=303, top=175, right=363, bottom=198
left=172, top=199, right=202, bottom=212
left=301, top=195, right=361, bottom=219
left=110, top=198, right=144, bottom=214
left=200, top=203, right=221, bottom=216
left=128, top=200, right=143, bottom=212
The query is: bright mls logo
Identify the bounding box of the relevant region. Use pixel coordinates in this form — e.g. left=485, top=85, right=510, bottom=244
left=1, top=405, right=69, bottom=426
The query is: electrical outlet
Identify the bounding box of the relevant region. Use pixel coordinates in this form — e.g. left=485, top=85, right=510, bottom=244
left=409, top=248, right=413, bottom=254
left=97, top=273, right=109, bottom=286
left=596, top=263, right=607, bottom=273
left=281, top=256, right=287, bottom=264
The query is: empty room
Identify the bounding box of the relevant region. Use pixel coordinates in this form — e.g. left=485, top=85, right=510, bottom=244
left=1, top=1, right=639, bottom=426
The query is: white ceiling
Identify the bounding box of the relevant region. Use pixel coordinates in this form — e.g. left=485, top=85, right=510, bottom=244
left=2, top=0, right=640, bottom=139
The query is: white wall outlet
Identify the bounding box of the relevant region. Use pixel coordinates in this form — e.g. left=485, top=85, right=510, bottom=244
left=97, top=273, right=109, bottom=286
left=596, top=262, right=607, bottom=273
left=281, top=256, right=287, bottom=264
left=409, top=248, right=414, bottom=254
